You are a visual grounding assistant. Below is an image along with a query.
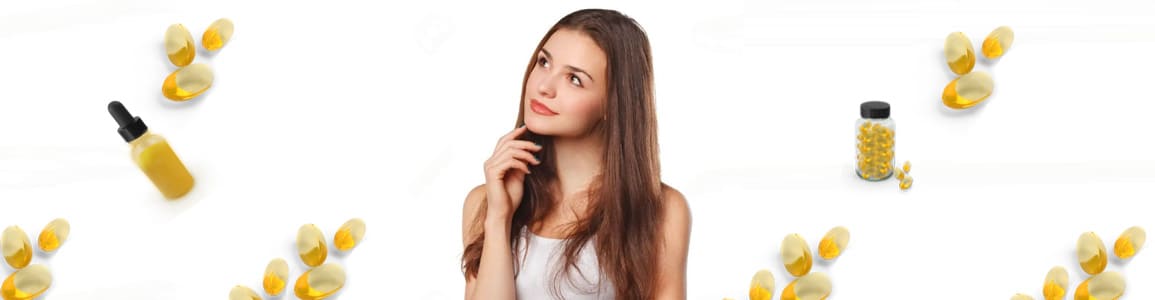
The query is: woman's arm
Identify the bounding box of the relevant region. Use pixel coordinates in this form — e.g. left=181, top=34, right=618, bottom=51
left=654, top=186, right=692, bottom=300
left=463, top=185, right=518, bottom=300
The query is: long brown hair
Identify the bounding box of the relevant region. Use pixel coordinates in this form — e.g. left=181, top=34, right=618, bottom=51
left=462, top=8, right=664, bottom=299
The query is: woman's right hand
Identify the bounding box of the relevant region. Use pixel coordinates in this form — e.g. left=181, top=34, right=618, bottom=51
left=483, top=125, right=542, bottom=223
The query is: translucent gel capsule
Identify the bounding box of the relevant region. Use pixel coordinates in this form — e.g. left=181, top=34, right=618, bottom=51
left=264, top=258, right=290, bottom=296
left=1113, top=226, right=1145, bottom=260
left=202, top=18, right=235, bottom=51
left=942, top=71, right=994, bottom=109
left=1077, top=232, right=1108, bottom=275
left=900, top=176, right=913, bottom=190
left=1011, top=294, right=1035, bottom=300
left=749, top=269, right=774, bottom=300
left=781, top=234, right=813, bottom=277
left=294, top=263, right=346, bottom=300
left=165, top=24, right=196, bottom=67
left=36, top=218, right=70, bottom=253
left=298, top=224, right=328, bottom=267
left=334, top=218, right=366, bottom=252
left=0, top=264, right=51, bottom=300
left=817, top=226, right=850, bottom=260
left=162, top=63, right=214, bottom=101
left=1074, top=271, right=1125, bottom=300
left=944, top=32, right=976, bottom=75
left=896, top=170, right=906, bottom=181
left=982, top=26, right=1015, bottom=59
left=902, top=161, right=911, bottom=174
left=2, top=226, right=32, bottom=269
left=780, top=272, right=831, bottom=300
left=229, top=285, right=261, bottom=300
left=1043, top=266, right=1069, bottom=300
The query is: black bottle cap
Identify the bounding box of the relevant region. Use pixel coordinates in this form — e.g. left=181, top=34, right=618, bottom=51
left=108, top=101, right=148, bottom=143
left=860, top=101, right=890, bottom=119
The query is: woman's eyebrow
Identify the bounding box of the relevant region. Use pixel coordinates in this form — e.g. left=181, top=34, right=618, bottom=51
left=541, top=48, right=596, bottom=83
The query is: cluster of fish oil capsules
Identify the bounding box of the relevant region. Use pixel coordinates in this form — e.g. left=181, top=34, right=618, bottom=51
left=162, top=18, right=233, bottom=101
left=856, top=101, right=895, bottom=181
left=941, top=26, right=1013, bottom=110
left=1018, top=227, right=1143, bottom=300
left=1, top=219, right=70, bottom=300
left=293, top=219, right=365, bottom=300
left=895, top=161, right=913, bottom=190
left=234, top=218, right=364, bottom=300
left=742, top=227, right=847, bottom=300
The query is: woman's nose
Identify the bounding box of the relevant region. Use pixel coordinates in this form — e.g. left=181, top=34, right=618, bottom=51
left=536, top=73, right=557, bottom=99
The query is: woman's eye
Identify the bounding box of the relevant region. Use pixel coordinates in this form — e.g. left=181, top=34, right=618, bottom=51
left=538, top=57, right=549, bottom=67
left=569, top=75, right=582, bottom=87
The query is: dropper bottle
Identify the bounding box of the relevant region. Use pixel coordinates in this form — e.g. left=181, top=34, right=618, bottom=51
left=108, top=101, right=195, bottom=200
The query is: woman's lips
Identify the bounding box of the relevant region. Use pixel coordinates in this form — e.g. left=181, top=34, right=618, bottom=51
left=530, top=99, right=558, bottom=116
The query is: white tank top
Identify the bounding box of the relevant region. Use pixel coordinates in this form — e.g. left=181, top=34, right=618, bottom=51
left=514, top=227, right=615, bottom=300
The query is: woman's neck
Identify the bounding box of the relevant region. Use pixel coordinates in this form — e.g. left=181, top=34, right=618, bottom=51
left=551, top=133, right=603, bottom=204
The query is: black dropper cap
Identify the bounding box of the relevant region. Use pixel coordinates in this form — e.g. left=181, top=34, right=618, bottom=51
left=860, top=101, right=890, bottom=119
left=108, top=101, right=148, bottom=143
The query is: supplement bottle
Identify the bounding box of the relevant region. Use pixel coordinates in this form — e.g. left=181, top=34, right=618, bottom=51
left=856, top=101, right=895, bottom=181
left=108, top=101, right=195, bottom=199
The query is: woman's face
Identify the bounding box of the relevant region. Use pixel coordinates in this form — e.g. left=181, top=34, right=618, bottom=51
left=523, top=29, right=608, bottom=138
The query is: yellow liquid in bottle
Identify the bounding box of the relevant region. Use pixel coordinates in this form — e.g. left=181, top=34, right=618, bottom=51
left=132, top=133, right=195, bottom=200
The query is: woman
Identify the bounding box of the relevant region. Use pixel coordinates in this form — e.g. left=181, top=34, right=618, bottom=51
left=461, top=8, right=691, bottom=300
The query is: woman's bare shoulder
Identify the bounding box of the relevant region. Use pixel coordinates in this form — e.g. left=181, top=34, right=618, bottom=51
left=660, top=184, right=691, bottom=225
left=462, top=184, right=488, bottom=245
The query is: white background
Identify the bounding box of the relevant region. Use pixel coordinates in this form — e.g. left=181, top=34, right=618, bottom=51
left=1, top=0, right=1153, bottom=299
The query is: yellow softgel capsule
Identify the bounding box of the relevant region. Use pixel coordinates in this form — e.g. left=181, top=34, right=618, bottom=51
left=1011, top=294, right=1035, bottom=300
left=902, top=161, right=911, bottom=173
left=781, top=234, right=813, bottom=277
left=298, top=224, right=328, bottom=267
left=229, top=285, right=261, bottom=300
left=943, top=71, right=994, bottom=109
left=1077, top=232, right=1108, bottom=275
left=899, top=176, right=913, bottom=190
left=749, top=269, right=774, bottom=300
left=294, top=263, right=346, bottom=300
left=1, top=226, right=32, bottom=269
left=982, top=26, right=1015, bottom=59
left=780, top=272, right=831, bottom=300
left=1042, top=266, right=1069, bottom=300
left=264, top=258, right=290, bottom=296
left=36, top=218, right=70, bottom=253
left=164, top=24, right=196, bottom=67
left=334, top=218, right=366, bottom=252
left=944, top=32, right=976, bottom=75
left=1074, top=271, right=1125, bottom=300
left=895, top=170, right=906, bottom=181
left=817, top=226, right=850, bottom=260
left=202, top=18, right=235, bottom=51
left=1, top=264, right=51, bottom=300
left=162, top=63, right=214, bottom=101
left=1113, top=226, right=1145, bottom=260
